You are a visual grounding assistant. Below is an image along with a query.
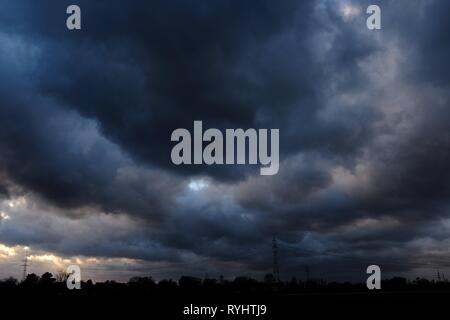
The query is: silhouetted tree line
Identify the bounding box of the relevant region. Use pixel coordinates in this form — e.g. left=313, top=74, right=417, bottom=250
left=1, top=272, right=450, bottom=296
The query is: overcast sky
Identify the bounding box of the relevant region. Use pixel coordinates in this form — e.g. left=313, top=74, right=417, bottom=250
left=1, top=0, right=450, bottom=282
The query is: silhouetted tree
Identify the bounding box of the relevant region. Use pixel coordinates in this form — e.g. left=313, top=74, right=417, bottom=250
left=179, top=276, right=202, bottom=289
left=40, top=272, right=56, bottom=285
left=129, top=276, right=155, bottom=286
left=0, top=277, right=18, bottom=289
left=22, top=273, right=39, bottom=286
left=55, top=269, right=69, bottom=282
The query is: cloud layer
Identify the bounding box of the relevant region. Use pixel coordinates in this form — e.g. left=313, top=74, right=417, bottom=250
left=1, top=0, right=450, bottom=281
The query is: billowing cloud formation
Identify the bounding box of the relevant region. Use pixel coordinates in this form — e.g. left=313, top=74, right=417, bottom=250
left=1, top=0, right=450, bottom=281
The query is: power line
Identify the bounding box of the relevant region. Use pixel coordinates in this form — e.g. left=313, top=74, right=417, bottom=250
left=21, top=255, right=28, bottom=281
left=272, top=235, right=280, bottom=282
left=305, top=265, right=310, bottom=281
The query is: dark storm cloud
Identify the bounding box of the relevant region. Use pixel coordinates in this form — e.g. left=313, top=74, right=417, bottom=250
left=0, top=0, right=378, bottom=220
left=0, top=84, right=180, bottom=219
left=1, top=0, right=450, bottom=281
left=382, top=0, right=450, bottom=86
left=1, top=0, right=380, bottom=179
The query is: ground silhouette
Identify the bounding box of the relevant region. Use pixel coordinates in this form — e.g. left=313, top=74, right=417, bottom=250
left=1, top=272, right=449, bottom=318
